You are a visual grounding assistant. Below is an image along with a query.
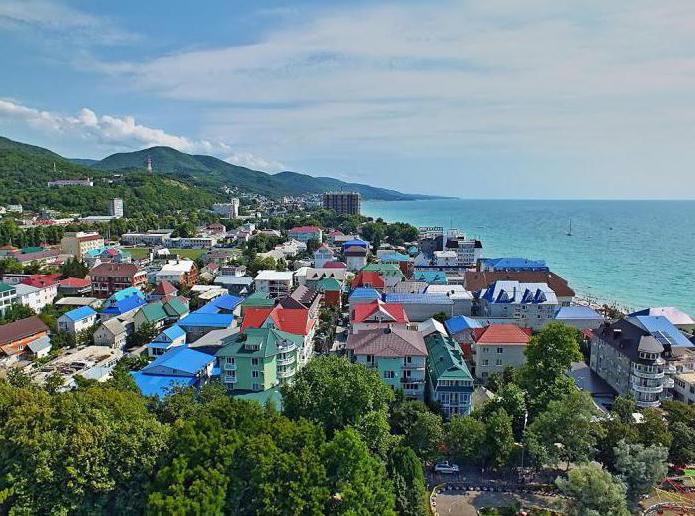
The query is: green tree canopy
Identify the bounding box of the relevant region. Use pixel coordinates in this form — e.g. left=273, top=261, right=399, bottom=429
left=613, top=440, right=668, bottom=505
left=555, top=462, right=629, bottom=516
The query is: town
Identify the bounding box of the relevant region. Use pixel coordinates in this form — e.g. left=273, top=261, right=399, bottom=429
left=0, top=190, right=693, bottom=515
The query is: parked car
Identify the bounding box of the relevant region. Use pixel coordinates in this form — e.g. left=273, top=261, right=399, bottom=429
left=434, top=461, right=460, bottom=474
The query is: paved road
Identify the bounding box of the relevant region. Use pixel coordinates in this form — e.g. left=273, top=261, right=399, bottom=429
left=432, top=486, right=564, bottom=515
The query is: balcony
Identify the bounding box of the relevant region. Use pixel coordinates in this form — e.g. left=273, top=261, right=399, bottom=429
left=278, top=368, right=296, bottom=379
left=635, top=399, right=660, bottom=408
left=223, top=375, right=237, bottom=384
left=632, top=364, right=664, bottom=379
left=278, top=343, right=298, bottom=354
left=631, top=380, right=663, bottom=394
left=277, top=355, right=297, bottom=367
left=223, top=362, right=237, bottom=371
left=662, top=377, right=675, bottom=389
left=400, top=377, right=425, bottom=384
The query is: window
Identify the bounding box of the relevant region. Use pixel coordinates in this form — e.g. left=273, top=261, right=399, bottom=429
left=252, top=383, right=260, bottom=391
left=495, top=359, right=503, bottom=366
left=496, top=347, right=503, bottom=354
left=482, top=359, right=489, bottom=366
left=383, top=370, right=395, bottom=379
left=252, top=358, right=259, bottom=366
left=252, top=370, right=259, bottom=378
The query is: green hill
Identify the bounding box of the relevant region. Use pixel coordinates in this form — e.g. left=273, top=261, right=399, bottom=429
left=90, top=145, right=441, bottom=200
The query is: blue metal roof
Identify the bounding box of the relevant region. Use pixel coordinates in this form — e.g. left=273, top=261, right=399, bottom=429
left=109, top=287, right=145, bottom=302
left=342, top=239, right=368, bottom=248
left=63, top=306, right=96, bottom=321
left=196, top=294, right=244, bottom=314
left=153, top=324, right=186, bottom=342
left=384, top=293, right=453, bottom=304
left=555, top=306, right=603, bottom=320
left=379, top=252, right=410, bottom=262
left=131, top=371, right=196, bottom=398
left=100, top=294, right=146, bottom=316
left=445, top=315, right=483, bottom=334
left=349, top=288, right=382, bottom=300
left=482, top=257, right=549, bottom=271
left=631, top=315, right=693, bottom=348
left=178, top=312, right=234, bottom=328
left=143, top=345, right=215, bottom=375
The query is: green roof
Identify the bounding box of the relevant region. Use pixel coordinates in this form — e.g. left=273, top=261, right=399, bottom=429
left=425, top=333, right=473, bottom=382
left=235, top=387, right=283, bottom=410
left=163, top=297, right=188, bottom=317
left=241, top=292, right=275, bottom=308
left=0, top=283, right=14, bottom=293
left=216, top=327, right=303, bottom=359
left=316, top=277, right=341, bottom=291
left=362, top=263, right=403, bottom=277
left=21, top=246, right=44, bottom=254
left=139, top=302, right=168, bottom=323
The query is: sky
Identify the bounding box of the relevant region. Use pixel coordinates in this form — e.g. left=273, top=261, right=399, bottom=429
left=2, top=0, right=695, bottom=199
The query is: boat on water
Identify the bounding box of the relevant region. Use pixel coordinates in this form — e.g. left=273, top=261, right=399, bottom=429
left=566, top=219, right=573, bottom=236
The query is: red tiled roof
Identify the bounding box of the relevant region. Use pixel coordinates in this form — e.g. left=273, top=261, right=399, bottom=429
left=89, top=263, right=142, bottom=278
left=154, top=280, right=178, bottom=296
left=78, top=234, right=103, bottom=242
left=351, top=271, right=385, bottom=289
left=472, top=324, right=532, bottom=345
left=21, top=274, right=61, bottom=288
left=241, top=307, right=275, bottom=331
left=346, top=327, right=427, bottom=357
left=59, top=277, right=91, bottom=288
left=352, top=300, right=408, bottom=324
left=289, top=226, right=322, bottom=233
left=241, top=305, right=314, bottom=336
left=324, top=261, right=347, bottom=269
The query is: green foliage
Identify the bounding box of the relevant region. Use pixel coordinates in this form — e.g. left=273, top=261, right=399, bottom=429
left=445, top=415, right=487, bottom=466
left=555, top=462, right=629, bottom=516
left=247, top=256, right=277, bottom=276
left=60, top=257, right=90, bottom=278
left=390, top=400, right=444, bottom=462
left=669, top=421, right=695, bottom=465
left=478, top=382, right=527, bottom=440
left=305, top=237, right=321, bottom=253
left=0, top=303, right=35, bottom=325
left=387, top=446, right=427, bottom=516
left=126, top=321, right=159, bottom=349
left=613, top=440, right=668, bottom=504
left=637, top=408, right=673, bottom=449
left=482, top=408, right=515, bottom=470
left=282, top=355, right=394, bottom=434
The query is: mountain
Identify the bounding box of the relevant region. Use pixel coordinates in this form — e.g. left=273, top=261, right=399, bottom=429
left=68, top=158, right=99, bottom=166
left=89, top=146, right=442, bottom=200
left=0, top=136, right=63, bottom=159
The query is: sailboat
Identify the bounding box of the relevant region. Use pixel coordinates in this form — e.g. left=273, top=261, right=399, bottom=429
left=566, top=219, right=573, bottom=236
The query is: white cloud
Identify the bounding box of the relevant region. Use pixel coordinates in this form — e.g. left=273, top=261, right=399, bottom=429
left=0, top=99, right=285, bottom=172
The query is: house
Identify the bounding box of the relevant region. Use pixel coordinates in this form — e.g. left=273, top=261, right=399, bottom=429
left=590, top=316, right=695, bottom=408
left=58, top=277, right=92, bottom=296
left=288, top=225, right=323, bottom=243
left=213, top=275, right=254, bottom=296
left=0, top=282, right=17, bottom=316
left=0, top=316, right=49, bottom=360
left=472, top=324, right=533, bottom=381
left=60, top=231, right=104, bottom=257
left=479, top=280, right=559, bottom=329
left=17, top=275, right=59, bottom=311
left=443, top=230, right=483, bottom=267
left=673, top=372, right=695, bottom=405
left=352, top=271, right=385, bottom=291
left=196, top=294, right=244, bottom=316
left=378, top=252, right=411, bottom=276
left=304, top=268, right=347, bottom=288
left=425, top=333, right=474, bottom=418
left=99, top=287, right=147, bottom=321
left=383, top=293, right=455, bottom=322
left=134, top=302, right=169, bottom=331
left=217, top=327, right=305, bottom=392
left=348, top=288, right=382, bottom=310
left=90, top=263, right=147, bottom=298
left=241, top=292, right=276, bottom=315
left=93, top=318, right=127, bottom=349
left=148, top=280, right=178, bottom=302
left=27, top=335, right=52, bottom=359
left=178, top=312, right=235, bottom=342
left=344, top=246, right=368, bottom=271
left=424, top=285, right=474, bottom=315
left=628, top=307, right=695, bottom=333
left=434, top=250, right=458, bottom=267
left=163, top=297, right=190, bottom=323
left=361, top=263, right=404, bottom=288
left=131, top=346, right=216, bottom=397
left=278, top=286, right=321, bottom=316
left=390, top=281, right=428, bottom=294
left=341, top=239, right=369, bottom=252
left=241, top=304, right=316, bottom=367
left=413, top=271, right=448, bottom=285
left=156, top=260, right=198, bottom=288
left=55, top=297, right=101, bottom=309
left=352, top=299, right=409, bottom=333
left=57, top=306, right=98, bottom=335
left=316, top=277, right=342, bottom=307
left=146, top=324, right=186, bottom=357
left=254, top=270, right=294, bottom=299
left=313, top=244, right=335, bottom=268
left=346, top=327, right=428, bottom=400
left=444, top=315, right=483, bottom=359
left=464, top=271, right=575, bottom=307
left=554, top=306, right=604, bottom=330
left=479, top=257, right=549, bottom=273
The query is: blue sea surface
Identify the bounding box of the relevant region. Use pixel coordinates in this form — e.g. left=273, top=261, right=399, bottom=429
left=363, top=199, right=695, bottom=315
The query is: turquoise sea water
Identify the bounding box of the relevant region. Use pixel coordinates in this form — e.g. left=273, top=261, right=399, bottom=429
left=363, top=199, right=695, bottom=315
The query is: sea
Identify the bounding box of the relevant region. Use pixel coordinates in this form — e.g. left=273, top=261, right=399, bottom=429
left=362, top=199, right=695, bottom=316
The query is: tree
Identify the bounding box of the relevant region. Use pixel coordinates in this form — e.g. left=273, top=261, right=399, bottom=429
left=445, top=415, right=486, bottom=465
left=479, top=382, right=527, bottom=440
left=354, top=410, right=396, bottom=459
left=390, top=400, right=444, bottom=462
left=636, top=408, right=673, bottom=449
left=0, top=303, right=35, bottom=325
left=387, top=446, right=427, bottom=516
left=432, top=311, right=448, bottom=324
left=282, top=355, right=394, bottom=434
left=525, top=389, right=602, bottom=469
left=126, top=322, right=159, bottom=349
left=44, top=372, right=64, bottom=394
left=613, top=440, right=668, bottom=505
left=482, top=408, right=515, bottom=470
left=60, top=257, right=89, bottom=278
left=247, top=256, right=277, bottom=276
left=555, top=462, right=629, bottom=516
left=306, top=238, right=321, bottom=254
left=6, top=368, right=31, bottom=388
left=669, top=421, right=695, bottom=465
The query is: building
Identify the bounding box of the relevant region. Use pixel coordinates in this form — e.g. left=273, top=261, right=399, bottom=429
left=58, top=277, right=93, bottom=296
left=590, top=317, right=695, bottom=408
left=217, top=327, right=304, bottom=392
left=134, top=302, right=169, bottom=332
left=425, top=333, right=474, bottom=418
left=131, top=346, right=215, bottom=398
left=156, top=260, right=198, bottom=288
left=32, top=346, right=123, bottom=389
left=351, top=271, right=386, bottom=291
left=93, top=318, right=127, bottom=349
left=362, top=263, right=404, bottom=289
left=315, top=277, right=342, bottom=307
left=47, top=178, right=94, bottom=187
left=254, top=270, right=294, bottom=299
left=0, top=282, right=17, bottom=316
left=313, top=244, right=335, bottom=268
left=14, top=276, right=59, bottom=311
left=27, top=336, right=52, bottom=359
left=464, top=271, right=575, bottom=307
left=444, top=315, right=483, bottom=359
left=479, top=280, right=559, bottom=330
left=108, top=198, right=124, bottom=218
left=178, top=312, right=235, bottom=343
left=472, top=324, right=533, bottom=381
left=348, top=288, right=382, bottom=311
left=323, top=191, right=361, bottom=215
left=60, top=231, right=104, bottom=257
left=434, top=250, right=458, bottom=267
left=57, top=306, right=98, bottom=335
left=554, top=306, right=604, bottom=330
left=288, top=226, right=323, bottom=243
left=0, top=316, right=49, bottom=360
left=629, top=307, right=695, bottom=333
left=89, top=263, right=147, bottom=298
left=146, top=325, right=186, bottom=357
left=344, top=246, right=368, bottom=271
left=99, top=287, right=147, bottom=320
left=383, top=293, right=455, bottom=323
left=444, top=230, right=483, bottom=268
left=479, top=257, right=549, bottom=272
left=352, top=299, right=409, bottom=333
left=346, top=327, right=428, bottom=400
left=673, top=372, right=695, bottom=405
left=212, top=199, right=240, bottom=219
left=165, top=236, right=218, bottom=249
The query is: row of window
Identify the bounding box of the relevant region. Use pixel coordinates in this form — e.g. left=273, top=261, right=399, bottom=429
left=480, top=359, right=503, bottom=366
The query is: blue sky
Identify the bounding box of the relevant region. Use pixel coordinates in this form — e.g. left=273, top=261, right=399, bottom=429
left=2, top=1, right=695, bottom=198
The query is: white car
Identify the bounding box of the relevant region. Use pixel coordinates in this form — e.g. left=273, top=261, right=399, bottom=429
left=434, top=461, right=460, bottom=474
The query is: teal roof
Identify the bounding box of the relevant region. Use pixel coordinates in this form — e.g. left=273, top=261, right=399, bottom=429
left=163, top=297, right=189, bottom=317
left=235, top=387, right=283, bottom=410
left=362, top=263, right=403, bottom=277
left=414, top=271, right=448, bottom=284
left=425, top=333, right=473, bottom=383
left=316, top=277, right=341, bottom=291
left=241, top=292, right=275, bottom=308
left=0, top=283, right=14, bottom=293
left=110, top=287, right=145, bottom=302
left=139, top=302, right=168, bottom=323
left=379, top=252, right=410, bottom=262
left=216, top=327, right=302, bottom=359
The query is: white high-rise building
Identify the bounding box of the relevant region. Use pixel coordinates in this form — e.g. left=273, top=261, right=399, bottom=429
left=212, top=199, right=240, bottom=219
left=108, top=198, right=124, bottom=218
